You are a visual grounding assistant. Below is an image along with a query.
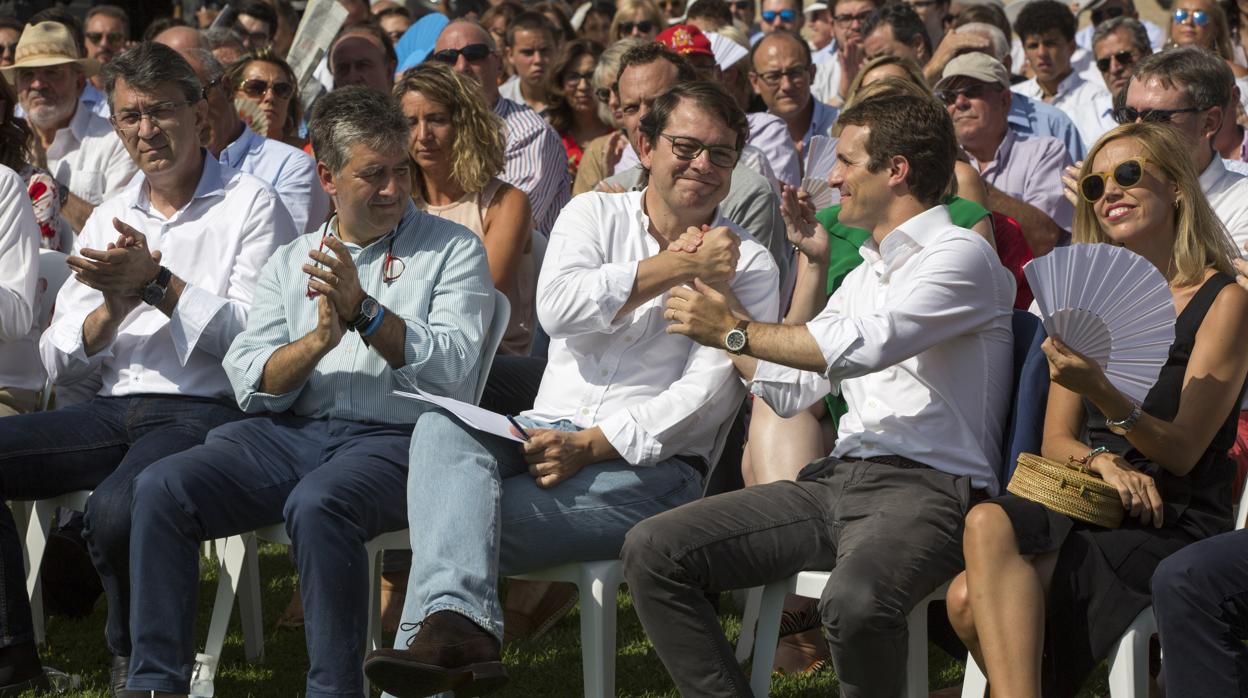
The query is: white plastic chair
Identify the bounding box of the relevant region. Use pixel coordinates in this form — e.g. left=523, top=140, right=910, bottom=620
left=193, top=291, right=510, bottom=697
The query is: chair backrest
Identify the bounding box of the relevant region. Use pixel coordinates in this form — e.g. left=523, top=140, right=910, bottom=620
left=999, top=310, right=1048, bottom=487
left=36, top=250, right=71, bottom=330
left=474, top=289, right=511, bottom=405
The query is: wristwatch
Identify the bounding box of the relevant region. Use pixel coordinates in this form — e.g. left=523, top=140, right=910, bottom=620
left=349, top=296, right=380, bottom=333
left=724, top=320, right=749, bottom=355
left=1106, top=402, right=1142, bottom=436
left=140, top=266, right=172, bottom=306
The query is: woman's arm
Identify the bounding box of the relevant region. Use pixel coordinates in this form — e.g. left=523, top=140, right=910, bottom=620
left=953, top=162, right=997, bottom=250
left=481, top=183, right=533, bottom=291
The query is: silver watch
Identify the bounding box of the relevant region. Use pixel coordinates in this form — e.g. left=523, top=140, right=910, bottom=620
left=1106, top=402, right=1142, bottom=436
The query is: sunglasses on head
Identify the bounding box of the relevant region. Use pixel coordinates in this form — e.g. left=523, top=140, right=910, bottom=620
left=85, top=31, right=124, bottom=44
left=430, top=43, right=492, bottom=64
left=1095, top=50, right=1135, bottom=72
left=619, top=20, right=654, bottom=33
left=1078, top=156, right=1149, bottom=202
left=1111, top=104, right=1206, bottom=124
left=762, top=9, right=797, bottom=22
left=240, top=78, right=293, bottom=99
left=1172, top=8, right=1210, bottom=25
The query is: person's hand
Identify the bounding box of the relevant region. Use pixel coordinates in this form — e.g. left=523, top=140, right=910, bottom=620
left=303, top=236, right=366, bottom=324
left=595, top=181, right=628, bottom=194
left=1041, top=336, right=1112, bottom=398
left=781, top=185, right=829, bottom=264
left=1234, top=257, right=1248, bottom=293
left=1061, top=160, right=1083, bottom=208
left=839, top=41, right=864, bottom=96
left=522, top=429, right=595, bottom=488
left=605, top=130, right=628, bottom=173
left=310, top=293, right=345, bottom=353
left=667, top=225, right=707, bottom=253
left=1087, top=452, right=1164, bottom=527
left=69, top=218, right=162, bottom=298
left=665, top=279, right=743, bottom=347
left=685, top=226, right=740, bottom=284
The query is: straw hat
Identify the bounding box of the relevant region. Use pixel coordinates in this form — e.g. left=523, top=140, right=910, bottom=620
left=1, top=22, right=100, bottom=81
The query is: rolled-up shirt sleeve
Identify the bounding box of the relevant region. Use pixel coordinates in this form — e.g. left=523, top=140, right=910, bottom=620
left=40, top=214, right=114, bottom=384
left=223, top=247, right=302, bottom=413
left=0, top=169, right=38, bottom=342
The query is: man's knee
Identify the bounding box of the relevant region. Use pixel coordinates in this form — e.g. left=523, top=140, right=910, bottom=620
left=821, top=571, right=908, bottom=639
left=621, top=512, right=692, bottom=583
left=1153, top=542, right=1216, bottom=610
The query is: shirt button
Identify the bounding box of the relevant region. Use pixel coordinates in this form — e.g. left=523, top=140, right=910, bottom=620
left=581, top=408, right=589, bottom=416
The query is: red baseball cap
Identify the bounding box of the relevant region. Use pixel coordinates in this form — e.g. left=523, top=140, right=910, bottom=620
left=656, top=24, right=714, bottom=58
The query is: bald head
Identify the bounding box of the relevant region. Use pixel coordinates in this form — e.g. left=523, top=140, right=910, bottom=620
left=434, top=21, right=503, bottom=106
left=750, top=31, right=811, bottom=69
left=155, top=25, right=209, bottom=52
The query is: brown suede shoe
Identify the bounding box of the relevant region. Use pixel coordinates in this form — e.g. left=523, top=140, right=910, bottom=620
left=363, top=610, right=507, bottom=698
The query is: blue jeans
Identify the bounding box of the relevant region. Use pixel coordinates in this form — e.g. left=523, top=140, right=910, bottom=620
left=393, top=408, right=702, bottom=649
left=127, top=415, right=411, bottom=698
left=0, top=395, right=242, bottom=654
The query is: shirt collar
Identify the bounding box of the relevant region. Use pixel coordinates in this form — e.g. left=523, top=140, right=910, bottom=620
left=329, top=200, right=418, bottom=250
left=1199, top=152, right=1229, bottom=190
left=858, top=205, right=953, bottom=281
left=130, top=149, right=228, bottom=213
left=220, top=125, right=263, bottom=169
left=965, top=126, right=1016, bottom=172
left=65, top=100, right=92, bottom=142
left=635, top=187, right=727, bottom=244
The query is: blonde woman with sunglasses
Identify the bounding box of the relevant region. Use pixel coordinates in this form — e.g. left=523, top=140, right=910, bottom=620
left=1167, top=0, right=1248, bottom=77
left=947, top=122, right=1248, bottom=697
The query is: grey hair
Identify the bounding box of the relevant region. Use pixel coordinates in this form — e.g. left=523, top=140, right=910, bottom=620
left=1131, top=45, right=1233, bottom=111
left=955, top=22, right=1009, bottom=61
left=103, top=41, right=203, bottom=111
left=182, top=47, right=224, bottom=84
left=1091, top=16, right=1151, bottom=56
left=593, top=37, right=646, bottom=125
left=308, top=86, right=409, bottom=175
left=204, top=26, right=246, bottom=52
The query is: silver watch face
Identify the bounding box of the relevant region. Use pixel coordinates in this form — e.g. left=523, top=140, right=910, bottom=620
left=725, top=329, right=747, bottom=353
left=360, top=297, right=380, bottom=319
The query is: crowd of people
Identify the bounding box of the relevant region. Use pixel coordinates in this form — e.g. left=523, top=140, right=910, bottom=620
left=1, top=0, right=1248, bottom=696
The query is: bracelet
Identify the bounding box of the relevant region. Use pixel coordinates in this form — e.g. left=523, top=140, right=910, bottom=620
left=360, top=304, right=385, bottom=338
left=1084, top=446, right=1109, bottom=463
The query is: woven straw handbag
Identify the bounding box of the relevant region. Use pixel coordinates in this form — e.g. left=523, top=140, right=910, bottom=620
left=1006, top=453, right=1126, bottom=528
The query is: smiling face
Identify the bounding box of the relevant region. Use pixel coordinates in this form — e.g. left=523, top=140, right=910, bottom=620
left=1022, top=28, right=1075, bottom=84
left=321, top=141, right=412, bottom=240
left=639, top=98, right=737, bottom=217
left=401, top=90, right=456, bottom=176
left=829, top=123, right=892, bottom=229
left=1087, top=136, right=1177, bottom=245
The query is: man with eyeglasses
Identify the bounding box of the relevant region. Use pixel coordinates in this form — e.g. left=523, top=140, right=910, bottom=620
left=433, top=20, right=569, bottom=238
left=83, top=5, right=129, bottom=113
left=161, top=43, right=330, bottom=235
left=940, top=52, right=1072, bottom=255
left=364, top=78, right=778, bottom=698
left=1073, top=0, right=1164, bottom=54
left=7, top=21, right=137, bottom=236
left=749, top=32, right=838, bottom=160
left=0, top=41, right=298, bottom=697
left=810, top=0, right=881, bottom=105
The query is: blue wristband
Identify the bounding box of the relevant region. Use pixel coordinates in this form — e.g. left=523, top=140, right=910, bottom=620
left=361, top=304, right=385, bottom=338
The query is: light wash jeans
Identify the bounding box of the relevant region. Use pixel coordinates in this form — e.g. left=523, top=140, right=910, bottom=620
left=392, top=407, right=702, bottom=653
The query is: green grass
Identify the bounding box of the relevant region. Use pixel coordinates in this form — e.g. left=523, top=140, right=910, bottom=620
left=30, top=543, right=1108, bottom=697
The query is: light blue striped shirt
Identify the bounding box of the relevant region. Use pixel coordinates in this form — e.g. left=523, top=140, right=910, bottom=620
left=224, top=202, right=494, bottom=424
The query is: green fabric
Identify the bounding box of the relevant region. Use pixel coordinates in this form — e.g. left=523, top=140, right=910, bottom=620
left=811, top=196, right=991, bottom=423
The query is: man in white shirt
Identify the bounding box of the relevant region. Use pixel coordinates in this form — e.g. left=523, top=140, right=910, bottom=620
left=1011, top=0, right=1114, bottom=147
left=806, top=1, right=836, bottom=63
left=1074, top=0, right=1164, bottom=53
left=1092, top=17, right=1152, bottom=102
left=0, top=42, right=296, bottom=696
left=622, top=91, right=1014, bottom=698
left=6, top=21, right=137, bottom=234
left=167, top=46, right=330, bottom=235
left=432, top=21, right=570, bottom=236
left=749, top=32, right=839, bottom=159
left=363, top=81, right=779, bottom=697
left=0, top=167, right=40, bottom=418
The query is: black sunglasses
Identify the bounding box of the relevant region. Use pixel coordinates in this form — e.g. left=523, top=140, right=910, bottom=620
left=619, top=20, right=654, bottom=34
left=1078, top=157, right=1148, bottom=202
left=240, top=78, right=293, bottom=99
left=935, top=83, right=995, bottom=104
left=1095, top=50, right=1135, bottom=72
left=1112, top=104, right=1206, bottom=125
left=431, top=43, right=492, bottom=64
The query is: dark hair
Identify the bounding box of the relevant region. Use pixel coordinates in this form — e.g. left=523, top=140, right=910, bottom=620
left=0, top=17, right=21, bottom=35
left=614, top=42, right=698, bottom=93
left=547, top=39, right=605, bottom=133
left=749, top=30, right=812, bottom=69
left=1014, top=0, right=1076, bottom=43
left=376, top=5, right=412, bottom=20
left=226, top=47, right=302, bottom=138
left=29, top=11, right=84, bottom=56
left=1130, top=45, right=1234, bottom=111
left=687, top=0, right=734, bottom=27
left=582, top=1, right=619, bottom=30
left=481, top=0, right=525, bottom=42
left=533, top=2, right=576, bottom=43
left=506, top=11, right=558, bottom=48
left=330, top=21, right=398, bottom=74
left=639, top=80, right=749, bottom=153
left=102, top=41, right=203, bottom=111
left=0, top=78, right=31, bottom=171
left=308, top=85, right=409, bottom=174
left=836, top=93, right=957, bottom=206
left=204, top=26, right=245, bottom=51
left=952, top=3, right=1011, bottom=41
left=143, top=17, right=190, bottom=42
left=238, top=0, right=279, bottom=35
left=862, top=4, right=932, bottom=57
left=85, top=5, right=131, bottom=37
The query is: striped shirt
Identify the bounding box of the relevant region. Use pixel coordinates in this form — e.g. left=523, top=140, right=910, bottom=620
left=493, top=97, right=570, bottom=235
left=224, top=202, right=495, bottom=424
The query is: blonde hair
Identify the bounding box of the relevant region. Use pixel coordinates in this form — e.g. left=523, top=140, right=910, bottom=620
left=609, top=0, right=664, bottom=42
left=843, top=55, right=929, bottom=114
left=1074, top=122, right=1236, bottom=286
left=1169, top=0, right=1237, bottom=60
left=393, top=62, right=507, bottom=195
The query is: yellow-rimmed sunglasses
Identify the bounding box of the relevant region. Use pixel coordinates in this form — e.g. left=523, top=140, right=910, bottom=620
left=1078, top=156, right=1150, bottom=203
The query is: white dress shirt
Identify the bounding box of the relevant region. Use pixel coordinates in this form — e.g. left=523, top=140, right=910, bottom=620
left=41, top=153, right=298, bottom=399
left=526, top=190, right=780, bottom=467
left=80, top=83, right=111, bottom=118
left=219, top=126, right=331, bottom=235
left=750, top=205, right=1015, bottom=493
left=0, top=166, right=43, bottom=392
left=1012, top=71, right=1115, bottom=149
left=746, top=112, right=801, bottom=187
left=811, top=52, right=843, bottom=106
left=1201, top=155, right=1248, bottom=253
left=44, top=103, right=137, bottom=222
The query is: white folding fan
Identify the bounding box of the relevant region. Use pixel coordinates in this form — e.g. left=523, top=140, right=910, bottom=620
left=802, top=134, right=839, bottom=210
left=1023, top=243, right=1176, bottom=404
left=235, top=97, right=271, bottom=139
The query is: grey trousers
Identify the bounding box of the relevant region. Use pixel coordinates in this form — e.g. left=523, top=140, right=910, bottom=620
left=621, top=457, right=978, bottom=698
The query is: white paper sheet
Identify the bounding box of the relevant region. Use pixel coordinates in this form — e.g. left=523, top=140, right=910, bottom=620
left=392, top=389, right=527, bottom=442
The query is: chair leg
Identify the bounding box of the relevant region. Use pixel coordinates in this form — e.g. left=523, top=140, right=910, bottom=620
left=749, top=578, right=796, bottom=698
left=24, top=499, right=58, bottom=646
left=194, top=534, right=257, bottom=698
left=577, top=562, right=622, bottom=698
left=734, top=586, right=764, bottom=663
left=960, top=655, right=989, bottom=698
left=237, top=535, right=264, bottom=662
left=906, top=596, right=929, bottom=698
left=1108, top=607, right=1154, bottom=698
